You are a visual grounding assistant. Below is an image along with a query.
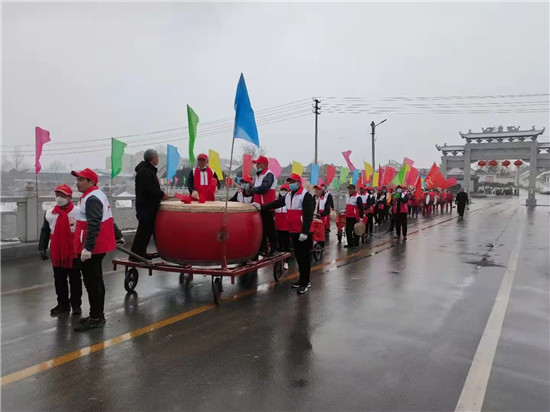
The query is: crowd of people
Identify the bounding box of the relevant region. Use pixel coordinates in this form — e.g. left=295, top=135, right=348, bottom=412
left=38, top=150, right=470, bottom=330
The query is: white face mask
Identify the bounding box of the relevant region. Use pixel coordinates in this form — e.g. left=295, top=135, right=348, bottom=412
left=55, top=196, right=69, bottom=207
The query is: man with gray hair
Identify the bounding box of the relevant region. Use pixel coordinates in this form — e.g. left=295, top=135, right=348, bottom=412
left=131, top=149, right=169, bottom=259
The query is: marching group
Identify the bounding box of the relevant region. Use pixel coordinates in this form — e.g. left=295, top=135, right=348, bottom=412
left=39, top=151, right=470, bottom=330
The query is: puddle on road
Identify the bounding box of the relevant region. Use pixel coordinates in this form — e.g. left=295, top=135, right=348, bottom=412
left=465, top=255, right=505, bottom=268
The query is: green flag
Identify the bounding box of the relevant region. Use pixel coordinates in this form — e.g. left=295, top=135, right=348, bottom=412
left=339, top=167, right=350, bottom=186
left=187, top=105, right=199, bottom=164
left=111, top=138, right=127, bottom=178
left=391, top=163, right=410, bottom=186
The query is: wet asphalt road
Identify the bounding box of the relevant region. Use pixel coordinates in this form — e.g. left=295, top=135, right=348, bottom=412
left=1, top=197, right=549, bottom=411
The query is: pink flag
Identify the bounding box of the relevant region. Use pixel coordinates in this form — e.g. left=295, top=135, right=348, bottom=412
left=342, top=150, right=357, bottom=171
left=378, top=165, right=383, bottom=189
left=318, top=177, right=325, bottom=186
left=168, top=178, right=171, bottom=185
left=383, top=166, right=397, bottom=186
left=407, top=167, right=419, bottom=186
left=269, top=158, right=283, bottom=178
left=35, top=127, right=51, bottom=174
left=175, top=176, right=179, bottom=185
left=243, top=154, right=253, bottom=179
left=402, top=157, right=414, bottom=168
left=326, top=165, right=336, bottom=186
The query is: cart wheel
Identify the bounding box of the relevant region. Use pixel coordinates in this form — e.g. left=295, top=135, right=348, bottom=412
left=124, top=267, right=139, bottom=292
left=273, top=260, right=284, bottom=282
left=212, top=277, right=223, bottom=304
left=313, top=243, right=323, bottom=261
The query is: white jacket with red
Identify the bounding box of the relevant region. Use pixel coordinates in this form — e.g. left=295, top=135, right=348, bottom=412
left=74, top=188, right=116, bottom=254
left=262, top=187, right=314, bottom=234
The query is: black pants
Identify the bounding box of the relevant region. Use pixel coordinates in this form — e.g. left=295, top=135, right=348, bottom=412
left=345, top=217, right=359, bottom=246
left=131, top=218, right=155, bottom=258
left=366, top=213, right=374, bottom=235
left=395, top=213, right=408, bottom=237
left=277, top=230, right=290, bottom=252
left=81, top=253, right=106, bottom=319
left=389, top=213, right=395, bottom=232
left=411, top=206, right=418, bottom=218
left=260, top=211, right=278, bottom=253
left=290, top=233, right=312, bottom=286
left=457, top=203, right=466, bottom=217
left=53, top=260, right=82, bottom=309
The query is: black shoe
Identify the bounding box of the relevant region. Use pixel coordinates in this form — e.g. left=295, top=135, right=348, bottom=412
left=403, top=237, right=407, bottom=241
left=291, top=281, right=300, bottom=288
left=74, top=317, right=105, bottom=332
left=50, top=305, right=70, bottom=316
left=394, top=235, right=400, bottom=239
left=71, top=306, right=82, bottom=315
left=297, top=286, right=308, bottom=295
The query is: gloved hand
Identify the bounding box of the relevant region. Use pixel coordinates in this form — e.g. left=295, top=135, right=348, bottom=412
left=116, top=237, right=125, bottom=246
left=39, top=250, right=48, bottom=260
left=252, top=202, right=261, bottom=212
left=80, top=249, right=92, bottom=262
left=298, top=233, right=308, bottom=242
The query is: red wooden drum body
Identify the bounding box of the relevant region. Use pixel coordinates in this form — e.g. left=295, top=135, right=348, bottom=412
left=154, top=201, right=262, bottom=265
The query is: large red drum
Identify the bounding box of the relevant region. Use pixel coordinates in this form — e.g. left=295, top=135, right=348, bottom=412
left=155, top=201, right=263, bottom=265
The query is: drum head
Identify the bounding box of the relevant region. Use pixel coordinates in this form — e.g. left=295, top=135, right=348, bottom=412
left=354, top=221, right=366, bottom=236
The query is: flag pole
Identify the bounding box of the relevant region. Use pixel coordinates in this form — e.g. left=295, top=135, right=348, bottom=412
left=220, top=136, right=236, bottom=270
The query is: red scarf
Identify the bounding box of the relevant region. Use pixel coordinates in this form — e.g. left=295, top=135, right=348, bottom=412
left=51, top=202, right=75, bottom=268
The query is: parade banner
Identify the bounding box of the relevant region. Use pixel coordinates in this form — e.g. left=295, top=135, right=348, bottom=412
left=209, top=149, right=224, bottom=179
left=233, top=73, right=259, bottom=146
left=326, top=165, right=336, bottom=186
left=342, top=150, right=357, bottom=171
left=415, top=176, right=423, bottom=200
left=425, top=162, right=447, bottom=189
left=269, top=158, right=283, bottom=178
left=407, top=167, right=419, bottom=186
left=242, top=153, right=253, bottom=178
left=392, top=162, right=410, bottom=186
left=187, top=105, right=199, bottom=164
left=383, top=166, right=397, bottom=186
left=443, top=177, right=458, bottom=189
left=292, top=161, right=303, bottom=176
left=35, top=127, right=51, bottom=174
left=166, top=144, right=180, bottom=181
left=111, top=138, right=127, bottom=179
left=310, top=164, right=320, bottom=185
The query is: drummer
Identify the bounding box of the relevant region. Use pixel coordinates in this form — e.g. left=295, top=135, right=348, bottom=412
left=229, top=176, right=253, bottom=203
left=256, top=173, right=314, bottom=295
left=186, top=153, right=220, bottom=201
left=249, top=156, right=278, bottom=256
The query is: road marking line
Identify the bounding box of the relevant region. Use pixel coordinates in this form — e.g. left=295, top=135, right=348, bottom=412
left=455, top=225, right=523, bottom=412
left=1, top=203, right=498, bottom=386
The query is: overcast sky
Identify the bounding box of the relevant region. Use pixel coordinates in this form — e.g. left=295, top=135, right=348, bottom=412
left=2, top=1, right=549, bottom=172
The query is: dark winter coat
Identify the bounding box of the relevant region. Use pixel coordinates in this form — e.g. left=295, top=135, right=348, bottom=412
left=134, top=161, right=165, bottom=221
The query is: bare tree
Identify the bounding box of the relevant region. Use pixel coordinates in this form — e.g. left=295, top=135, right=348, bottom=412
left=13, top=146, right=25, bottom=171
left=46, top=160, right=67, bottom=173
left=240, top=143, right=268, bottom=158
left=1, top=154, right=13, bottom=172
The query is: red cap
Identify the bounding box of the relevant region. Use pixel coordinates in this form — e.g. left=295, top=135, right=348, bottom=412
left=71, top=168, right=98, bottom=185
left=54, top=184, right=73, bottom=196
left=252, top=156, right=269, bottom=164
left=313, top=185, right=322, bottom=190
left=240, top=176, right=253, bottom=184
left=280, top=184, right=290, bottom=191
left=197, top=153, right=208, bottom=160
left=366, top=187, right=374, bottom=191
left=288, top=173, right=302, bottom=182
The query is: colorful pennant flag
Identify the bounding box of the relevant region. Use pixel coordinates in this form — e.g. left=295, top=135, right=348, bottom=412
left=233, top=73, right=259, bottom=146
left=425, top=162, right=447, bottom=189
left=373, top=171, right=379, bottom=188
left=326, top=165, right=336, bottom=186
left=111, top=138, right=127, bottom=179
left=310, top=163, right=320, bottom=185
left=352, top=169, right=360, bottom=185
left=392, top=162, right=411, bottom=186
left=292, top=161, right=303, bottom=176
left=187, top=105, right=199, bottom=165
left=166, top=144, right=180, bottom=181
left=383, top=166, right=397, bottom=186
left=402, top=157, right=414, bottom=168
left=443, top=177, right=458, bottom=189
left=35, top=127, right=51, bottom=174
left=407, top=167, right=419, bottom=186
left=242, top=153, right=253, bottom=179
left=339, top=167, right=350, bottom=185
left=342, top=150, right=357, bottom=171
left=209, top=149, right=224, bottom=180
left=269, top=158, right=283, bottom=178
left=378, top=165, right=383, bottom=188
left=364, top=162, right=373, bottom=178
left=415, top=176, right=423, bottom=200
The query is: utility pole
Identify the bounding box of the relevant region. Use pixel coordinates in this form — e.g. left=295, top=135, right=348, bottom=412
left=313, top=98, right=321, bottom=164
left=370, top=119, right=387, bottom=184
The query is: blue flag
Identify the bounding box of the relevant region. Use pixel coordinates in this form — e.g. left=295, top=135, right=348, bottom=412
left=233, top=73, right=259, bottom=146
left=166, top=144, right=180, bottom=181
left=309, top=163, right=320, bottom=185
left=352, top=169, right=360, bottom=185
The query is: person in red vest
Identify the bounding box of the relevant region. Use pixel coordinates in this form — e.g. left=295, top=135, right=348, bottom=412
left=364, top=187, right=377, bottom=237
left=274, top=184, right=291, bottom=263
left=38, top=184, right=82, bottom=316
left=229, top=176, right=254, bottom=203
left=250, top=156, right=278, bottom=255
left=319, top=183, right=334, bottom=232
left=391, top=185, right=409, bottom=240
left=71, top=168, right=116, bottom=331
left=409, top=189, right=419, bottom=218
left=344, top=184, right=363, bottom=248
left=186, top=153, right=220, bottom=201
left=258, top=174, right=314, bottom=294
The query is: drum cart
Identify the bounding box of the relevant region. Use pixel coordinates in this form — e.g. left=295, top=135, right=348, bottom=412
left=113, top=247, right=291, bottom=305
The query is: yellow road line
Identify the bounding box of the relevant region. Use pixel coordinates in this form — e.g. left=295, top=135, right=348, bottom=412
left=1, top=205, right=493, bottom=387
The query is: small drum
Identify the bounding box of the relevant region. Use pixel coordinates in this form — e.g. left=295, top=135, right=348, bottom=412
left=354, top=221, right=366, bottom=236
left=313, top=219, right=325, bottom=242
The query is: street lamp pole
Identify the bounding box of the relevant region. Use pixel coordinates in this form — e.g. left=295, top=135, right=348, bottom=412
left=370, top=119, right=387, bottom=183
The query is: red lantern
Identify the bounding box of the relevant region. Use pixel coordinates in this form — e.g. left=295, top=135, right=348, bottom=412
left=489, top=160, right=498, bottom=167
left=477, top=160, right=486, bottom=167
left=502, top=160, right=510, bottom=167
left=514, top=160, right=523, bottom=167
